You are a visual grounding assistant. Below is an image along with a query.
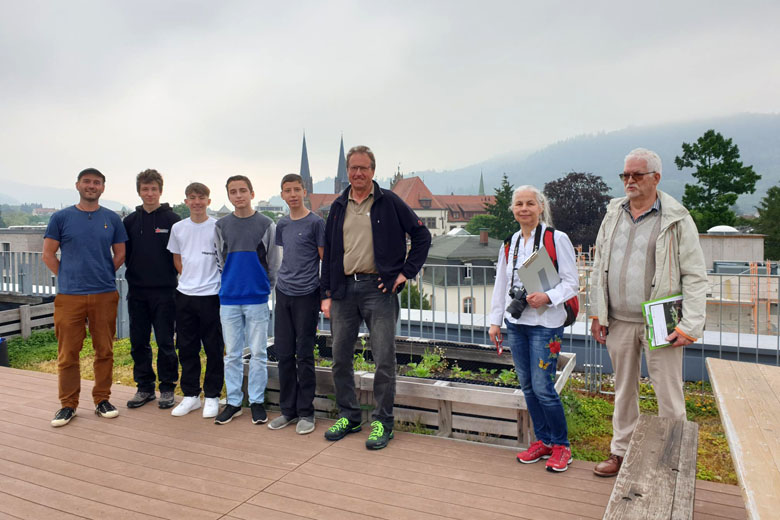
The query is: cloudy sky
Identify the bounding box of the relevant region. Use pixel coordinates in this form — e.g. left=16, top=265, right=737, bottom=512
left=1, top=0, right=779, bottom=207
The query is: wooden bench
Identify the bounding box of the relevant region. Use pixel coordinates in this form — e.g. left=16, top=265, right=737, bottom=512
left=707, top=357, right=780, bottom=520
left=603, top=415, right=699, bottom=520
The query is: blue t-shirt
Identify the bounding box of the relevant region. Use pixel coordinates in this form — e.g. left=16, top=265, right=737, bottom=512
left=275, top=212, right=325, bottom=296
left=44, top=206, right=128, bottom=295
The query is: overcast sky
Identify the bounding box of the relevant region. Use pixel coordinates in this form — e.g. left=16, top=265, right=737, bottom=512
left=1, top=0, right=779, bottom=207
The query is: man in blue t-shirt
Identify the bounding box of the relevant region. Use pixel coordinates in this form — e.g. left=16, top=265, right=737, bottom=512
left=43, top=168, right=128, bottom=428
left=267, top=174, right=325, bottom=435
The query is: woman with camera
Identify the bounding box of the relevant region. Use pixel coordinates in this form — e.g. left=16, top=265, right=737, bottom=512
left=489, top=185, right=579, bottom=472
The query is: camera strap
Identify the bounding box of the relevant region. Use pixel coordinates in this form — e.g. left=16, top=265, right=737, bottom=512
left=510, top=223, right=542, bottom=289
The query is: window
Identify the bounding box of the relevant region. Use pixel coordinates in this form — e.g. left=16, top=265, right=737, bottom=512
left=422, top=217, right=437, bottom=229
left=463, top=297, right=474, bottom=314
left=463, top=262, right=473, bottom=279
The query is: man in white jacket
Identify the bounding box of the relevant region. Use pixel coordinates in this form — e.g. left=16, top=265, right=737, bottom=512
left=590, top=148, right=707, bottom=477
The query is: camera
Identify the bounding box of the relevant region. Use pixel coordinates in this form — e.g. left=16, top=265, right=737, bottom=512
left=507, top=286, right=528, bottom=319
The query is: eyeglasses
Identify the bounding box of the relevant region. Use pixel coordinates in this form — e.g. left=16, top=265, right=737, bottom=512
left=619, top=171, right=655, bottom=182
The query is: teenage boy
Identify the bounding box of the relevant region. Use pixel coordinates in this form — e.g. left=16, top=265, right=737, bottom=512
left=43, top=168, right=127, bottom=427
left=214, top=175, right=281, bottom=425
left=123, top=169, right=180, bottom=409
left=267, top=174, right=325, bottom=435
left=167, top=183, right=224, bottom=418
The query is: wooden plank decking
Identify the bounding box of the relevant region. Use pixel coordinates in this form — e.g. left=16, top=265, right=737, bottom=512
left=0, top=366, right=746, bottom=520
left=706, top=358, right=780, bottom=520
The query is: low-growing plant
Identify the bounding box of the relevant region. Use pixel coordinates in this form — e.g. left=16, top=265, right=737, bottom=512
left=353, top=346, right=375, bottom=372
left=494, top=368, right=518, bottom=386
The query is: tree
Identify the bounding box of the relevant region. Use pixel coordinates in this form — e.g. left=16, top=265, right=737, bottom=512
left=675, top=130, right=761, bottom=232
left=261, top=210, right=281, bottom=223
left=0, top=208, right=5, bottom=228
left=481, top=173, right=516, bottom=239
left=464, top=214, right=497, bottom=235
left=543, top=172, right=611, bottom=249
left=400, top=282, right=431, bottom=310
left=751, top=185, right=780, bottom=260
left=172, top=203, right=190, bottom=219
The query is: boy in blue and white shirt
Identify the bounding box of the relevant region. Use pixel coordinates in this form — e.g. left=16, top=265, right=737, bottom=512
left=214, top=175, right=281, bottom=425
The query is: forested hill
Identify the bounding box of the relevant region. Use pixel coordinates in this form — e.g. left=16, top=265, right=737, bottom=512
left=413, top=113, right=780, bottom=213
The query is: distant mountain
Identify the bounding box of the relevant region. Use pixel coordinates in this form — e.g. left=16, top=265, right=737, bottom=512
left=0, top=180, right=126, bottom=211
left=413, top=113, right=780, bottom=213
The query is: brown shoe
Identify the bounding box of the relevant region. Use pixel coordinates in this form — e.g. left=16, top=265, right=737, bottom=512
left=593, top=454, right=623, bottom=477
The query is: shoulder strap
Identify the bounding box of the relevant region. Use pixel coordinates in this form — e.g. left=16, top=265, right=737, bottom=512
left=502, top=234, right=513, bottom=263
left=543, top=227, right=558, bottom=270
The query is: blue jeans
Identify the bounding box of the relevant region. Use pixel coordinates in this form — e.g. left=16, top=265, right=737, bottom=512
left=506, top=321, right=569, bottom=446
left=221, top=303, right=269, bottom=407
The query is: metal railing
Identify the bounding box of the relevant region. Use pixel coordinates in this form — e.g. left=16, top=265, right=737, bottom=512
left=3, top=251, right=778, bottom=387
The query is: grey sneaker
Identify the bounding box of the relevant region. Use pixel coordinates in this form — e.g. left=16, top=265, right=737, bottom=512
left=296, top=416, right=315, bottom=435
left=158, top=391, right=175, bottom=409
left=268, top=415, right=298, bottom=430
left=126, top=391, right=155, bottom=409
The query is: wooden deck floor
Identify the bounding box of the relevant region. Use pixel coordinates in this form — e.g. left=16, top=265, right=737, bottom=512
left=0, top=366, right=746, bottom=520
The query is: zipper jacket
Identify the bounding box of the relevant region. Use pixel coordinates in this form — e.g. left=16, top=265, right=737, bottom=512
left=590, top=190, right=708, bottom=340
left=321, top=181, right=431, bottom=300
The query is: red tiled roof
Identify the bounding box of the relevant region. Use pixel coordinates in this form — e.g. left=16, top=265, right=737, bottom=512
left=391, top=177, right=447, bottom=210
left=308, top=193, right=339, bottom=214
left=437, top=195, right=495, bottom=221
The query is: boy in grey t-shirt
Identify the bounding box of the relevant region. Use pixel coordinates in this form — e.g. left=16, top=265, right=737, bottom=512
left=267, top=174, right=325, bottom=434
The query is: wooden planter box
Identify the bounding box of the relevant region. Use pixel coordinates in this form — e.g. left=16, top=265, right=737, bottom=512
left=261, top=336, right=575, bottom=448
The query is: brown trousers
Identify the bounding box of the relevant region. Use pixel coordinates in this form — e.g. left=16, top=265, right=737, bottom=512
left=605, top=319, right=686, bottom=456
left=54, top=291, right=119, bottom=409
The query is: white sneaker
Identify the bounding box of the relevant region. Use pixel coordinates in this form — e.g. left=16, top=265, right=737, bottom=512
left=202, top=397, right=220, bottom=418
left=171, top=396, right=201, bottom=417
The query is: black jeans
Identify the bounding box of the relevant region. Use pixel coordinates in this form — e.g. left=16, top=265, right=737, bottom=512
left=128, top=287, right=178, bottom=393
left=330, top=276, right=399, bottom=427
left=175, top=291, right=224, bottom=398
left=274, top=288, right=319, bottom=419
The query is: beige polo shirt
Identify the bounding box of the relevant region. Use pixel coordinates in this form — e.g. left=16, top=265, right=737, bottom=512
left=343, top=186, right=377, bottom=275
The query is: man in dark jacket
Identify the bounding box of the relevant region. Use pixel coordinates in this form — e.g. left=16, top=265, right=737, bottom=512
left=321, top=145, right=431, bottom=450
left=123, top=169, right=180, bottom=409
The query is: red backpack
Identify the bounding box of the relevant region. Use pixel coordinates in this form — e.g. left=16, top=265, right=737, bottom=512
left=503, top=227, right=580, bottom=327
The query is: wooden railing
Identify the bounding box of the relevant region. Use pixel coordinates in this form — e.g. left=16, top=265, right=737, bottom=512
left=0, top=303, right=55, bottom=339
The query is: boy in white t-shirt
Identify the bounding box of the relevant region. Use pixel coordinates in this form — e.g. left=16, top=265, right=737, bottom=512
left=167, top=182, right=224, bottom=418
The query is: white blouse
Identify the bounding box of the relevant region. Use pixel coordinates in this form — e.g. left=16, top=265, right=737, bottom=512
left=489, top=224, right=579, bottom=328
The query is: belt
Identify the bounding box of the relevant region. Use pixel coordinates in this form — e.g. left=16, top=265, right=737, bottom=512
left=349, top=272, right=379, bottom=281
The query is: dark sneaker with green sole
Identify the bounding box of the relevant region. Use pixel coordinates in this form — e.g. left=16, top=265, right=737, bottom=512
left=365, top=420, right=393, bottom=450
left=324, top=417, right=362, bottom=441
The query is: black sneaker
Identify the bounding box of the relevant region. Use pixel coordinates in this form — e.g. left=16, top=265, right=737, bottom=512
left=250, top=403, right=268, bottom=424
left=51, top=407, right=76, bottom=427
left=95, top=400, right=119, bottom=419
left=365, top=420, right=393, bottom=450
left=126, top=390, right=156, bottom=409
left=214, top=404, right=243, bottom=425
left=324, top=417, right=362, bottom=441
left=158, top=391, right=175, bottom=409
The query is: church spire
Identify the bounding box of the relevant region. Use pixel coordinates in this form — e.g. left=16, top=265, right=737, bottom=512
left=478, top=171, right=485, bottom=196
left=299, top=133, right=313, bottom=195
left=334, top=135, right=348, bottom=194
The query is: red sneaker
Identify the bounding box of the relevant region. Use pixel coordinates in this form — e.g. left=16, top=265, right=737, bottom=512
left=545, top=445, right=573, bottom=472
left=516, top=440, right=553, bottom=464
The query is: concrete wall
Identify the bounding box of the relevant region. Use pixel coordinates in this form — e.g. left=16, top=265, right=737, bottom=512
left=0, top=228, right=46, bottom=253
left=699, top=234, right=765, bottom=268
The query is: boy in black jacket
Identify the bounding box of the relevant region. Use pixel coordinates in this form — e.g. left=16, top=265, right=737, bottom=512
left=123, top=169, right=181, bottom=409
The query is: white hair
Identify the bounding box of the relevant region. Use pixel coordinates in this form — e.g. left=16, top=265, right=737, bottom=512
left=510, top=185, right=554, bottom=227
left=625, top=148, right=662, bottom=174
